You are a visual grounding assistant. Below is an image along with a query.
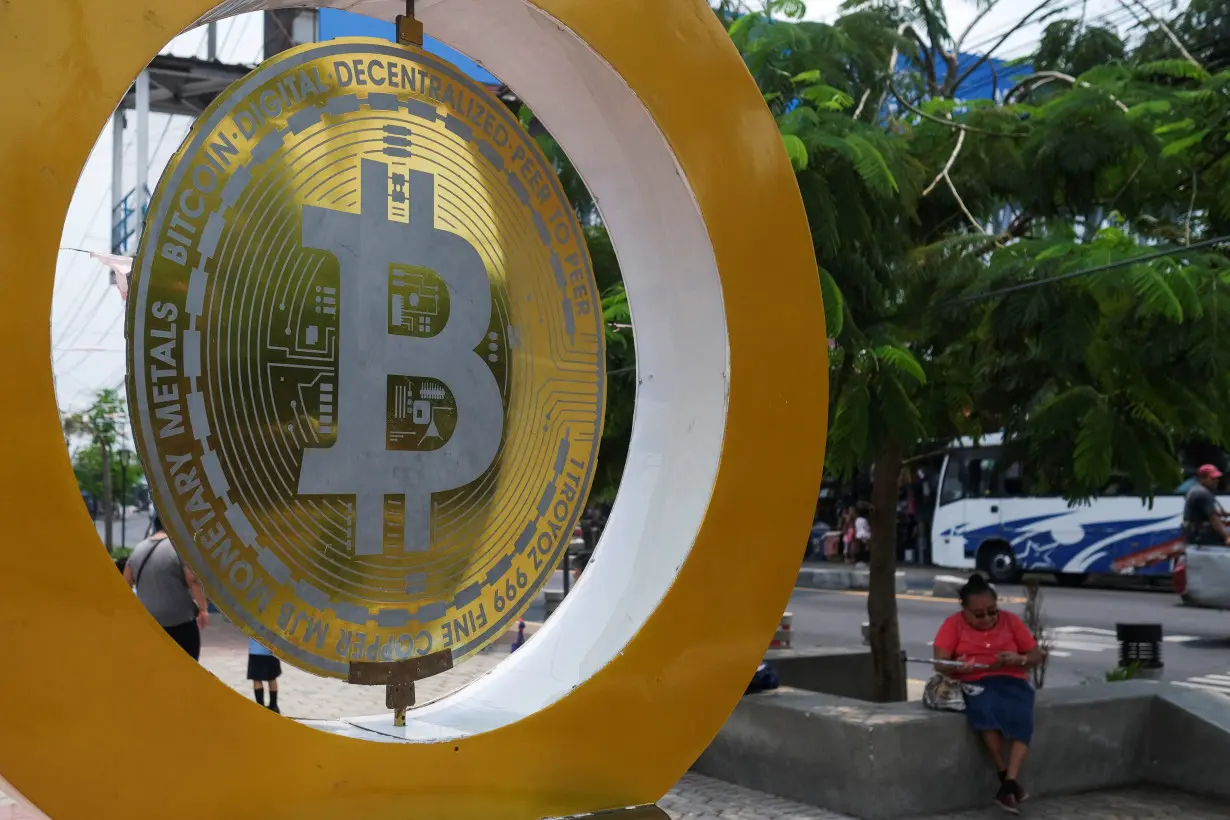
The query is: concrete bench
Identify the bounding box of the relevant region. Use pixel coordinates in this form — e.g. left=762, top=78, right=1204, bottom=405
left=763, top=647, right=902, bottom=703
left=691, top=680, right=1230, bottom=819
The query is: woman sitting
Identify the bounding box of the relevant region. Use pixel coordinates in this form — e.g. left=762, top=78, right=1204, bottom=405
left=933, top=574, right=1045, bottom=814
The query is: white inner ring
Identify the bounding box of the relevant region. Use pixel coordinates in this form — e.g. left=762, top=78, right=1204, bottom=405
left=199, top=0, right=730, bottom=741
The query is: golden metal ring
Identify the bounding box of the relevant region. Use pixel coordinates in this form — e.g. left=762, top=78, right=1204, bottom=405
left=0, top=1, right=826, bottom=817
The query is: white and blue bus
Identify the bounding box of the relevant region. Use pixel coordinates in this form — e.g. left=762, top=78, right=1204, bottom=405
left=930, top=434, right=1229, bottom=584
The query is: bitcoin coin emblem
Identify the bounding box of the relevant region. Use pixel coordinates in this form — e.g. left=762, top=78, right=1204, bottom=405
left=299, top=162, right=503, bottom=555
left=127, top=38, right=605, bottom=678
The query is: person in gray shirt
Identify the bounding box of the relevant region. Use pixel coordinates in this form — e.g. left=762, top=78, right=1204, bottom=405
left=122, top=512, right=209, bottom=659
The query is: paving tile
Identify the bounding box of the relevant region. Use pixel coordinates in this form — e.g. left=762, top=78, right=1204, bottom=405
left=906, top=784, right=1230, bottom=820
left=198, top=617, right=503, bottom=720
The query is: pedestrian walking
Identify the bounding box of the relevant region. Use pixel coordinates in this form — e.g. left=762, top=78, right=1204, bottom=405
left=247, top=638, right=282, bottom=713
left=854, top=503, right=872, bottom=563
left=840, top=507, right=857, bottom=561
left=123, top=511, right=209, bottom=660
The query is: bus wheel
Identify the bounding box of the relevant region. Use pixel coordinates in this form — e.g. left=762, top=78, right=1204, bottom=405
left=1055, top=573, right=1088, bottom=588
left=978, top=541, right=1019, bottom=584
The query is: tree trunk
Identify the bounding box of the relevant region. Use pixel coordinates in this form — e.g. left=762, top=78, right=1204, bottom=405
left=101, top=438, right=113, bottom=554
left=867, top=438, right=907, bottom=703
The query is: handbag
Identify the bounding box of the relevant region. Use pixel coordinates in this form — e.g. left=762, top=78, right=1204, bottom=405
left=922, top=674, right=966, bottom=712
left=922, top=674, right=987, bottom=712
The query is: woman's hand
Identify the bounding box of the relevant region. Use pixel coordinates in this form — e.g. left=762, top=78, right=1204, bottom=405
left=997, top=651, right=1027, bottom=668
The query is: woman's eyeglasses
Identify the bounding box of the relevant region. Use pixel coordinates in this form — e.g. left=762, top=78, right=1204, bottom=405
left=967, top=606, right=998, bottom=620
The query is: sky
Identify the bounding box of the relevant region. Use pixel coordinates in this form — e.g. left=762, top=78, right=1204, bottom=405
left=51, top=14, right=266, bottom=413
left=50, top=0, right=1146, bottom=412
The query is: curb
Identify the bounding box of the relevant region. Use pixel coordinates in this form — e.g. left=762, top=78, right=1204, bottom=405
left=797, top=567, right=908, bottom=594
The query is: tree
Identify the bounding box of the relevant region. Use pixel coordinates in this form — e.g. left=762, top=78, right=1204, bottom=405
left=517, top=0, right=1230, bottom=702
left=729, top=0, right=1230, bottom=701
left=72, top=443, right=145, bottom=510
left=63, top=388, right=128, bottom=552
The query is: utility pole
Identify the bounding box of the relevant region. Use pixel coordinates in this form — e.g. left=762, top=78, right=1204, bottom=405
left=135, top=69, right=150, bottom=244
left=110, top=110, right=124, bottom=253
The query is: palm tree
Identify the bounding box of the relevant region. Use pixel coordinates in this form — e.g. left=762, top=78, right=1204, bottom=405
left=62, top=388, right=127, bottom=553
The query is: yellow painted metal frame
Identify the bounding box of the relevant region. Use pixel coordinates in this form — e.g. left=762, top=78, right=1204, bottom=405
left=0, top=1, right=826, bottom=818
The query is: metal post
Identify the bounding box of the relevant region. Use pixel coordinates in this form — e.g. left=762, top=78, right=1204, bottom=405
left=207, top=22, right=217, bottom=60
left=110, top=110, right=124, bottom=253
left=135, top=70, right=150, bottom=244
left=119, top=450, right=128, bottom=548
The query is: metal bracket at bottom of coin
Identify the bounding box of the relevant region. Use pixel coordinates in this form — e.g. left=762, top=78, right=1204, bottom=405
left=542, top=807, right=669, bottom=820
left=348, top=648, right=453, bottom=727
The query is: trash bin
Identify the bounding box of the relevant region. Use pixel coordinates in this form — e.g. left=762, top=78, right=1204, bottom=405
left=1116, top=623, right=1163, bottom=678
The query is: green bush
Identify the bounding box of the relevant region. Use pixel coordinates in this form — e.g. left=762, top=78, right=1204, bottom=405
left=1105, top=662, right=1142, bottom=682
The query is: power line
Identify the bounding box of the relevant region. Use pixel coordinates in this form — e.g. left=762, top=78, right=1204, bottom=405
left=960, top=0, right=1170, bottom=55
left=54, top=288, right=113, bottom=363
left=219, top=14, right=253, bottom=63
left=56, top=112, right=180, bottom=370
left=994, top=3, right=1165, bottom=62
left=52, top=128, right=135, bottom=343
left=954, top=234, right=1230, bottom=305
left=53, top=275, right=107, bottom=352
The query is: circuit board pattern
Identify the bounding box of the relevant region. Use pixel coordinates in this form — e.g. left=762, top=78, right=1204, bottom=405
left=127, top=39, right=605, bottom=678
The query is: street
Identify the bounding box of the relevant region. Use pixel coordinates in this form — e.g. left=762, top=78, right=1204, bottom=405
left=88, top=517, right=1230, bottom=696
left=787, top=575, right=1230, bottom=694
left=91, top=509, right=151, bottom=550
left=493, top=565, right=1230, bottom=696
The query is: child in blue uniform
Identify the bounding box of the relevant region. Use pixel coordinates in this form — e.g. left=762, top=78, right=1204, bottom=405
left=247, top=638, right=282, bottom=713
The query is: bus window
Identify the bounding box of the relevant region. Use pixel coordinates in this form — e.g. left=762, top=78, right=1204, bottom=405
left=965, top=456, right=998, bottom=498
left=939, top=457, right=965, bottom=505
left=940, top=452, right=1000, bottom=503
left=1001, top=462, right=1026, bottom=497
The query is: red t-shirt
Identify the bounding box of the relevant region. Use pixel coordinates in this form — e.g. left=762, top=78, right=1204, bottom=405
left=933, top=610, right=1037, bottom=681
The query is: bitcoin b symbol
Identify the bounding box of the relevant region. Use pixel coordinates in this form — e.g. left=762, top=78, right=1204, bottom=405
left=297, top=158, right=503, bottom=556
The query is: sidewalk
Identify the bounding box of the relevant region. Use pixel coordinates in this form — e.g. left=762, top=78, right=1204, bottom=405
left=6, top=773, right=1227, bottom=819
left=198, top=617, right=502, bottom=718
left=1, top=620, right=1226, bottom=819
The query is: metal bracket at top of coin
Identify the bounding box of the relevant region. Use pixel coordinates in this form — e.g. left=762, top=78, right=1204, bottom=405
left=395, top=0, right=424, bottom=46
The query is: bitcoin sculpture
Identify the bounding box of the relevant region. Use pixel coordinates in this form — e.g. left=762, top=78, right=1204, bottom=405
left=0, top=0, right=826, bottom=818
left=128, top=39, right=604, bottom=676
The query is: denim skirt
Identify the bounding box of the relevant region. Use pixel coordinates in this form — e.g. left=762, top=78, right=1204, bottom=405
left=962, top=674, right=1035, bottom=744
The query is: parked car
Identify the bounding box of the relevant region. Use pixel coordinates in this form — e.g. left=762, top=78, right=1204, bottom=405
left=1175, top=545, right=1230, bottom=608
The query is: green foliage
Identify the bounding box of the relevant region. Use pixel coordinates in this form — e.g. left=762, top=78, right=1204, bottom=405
left=72, top=444, right=144, bottom=506
left=63, top=389, right=142, bottom=503
left=62, top=388, right=126, bottom=450
left=525, top=0, right=1230, bottom=517
left=1034, top=21, right=1126, bottom=78
left=1106, top=662, right=1142, bottom=682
